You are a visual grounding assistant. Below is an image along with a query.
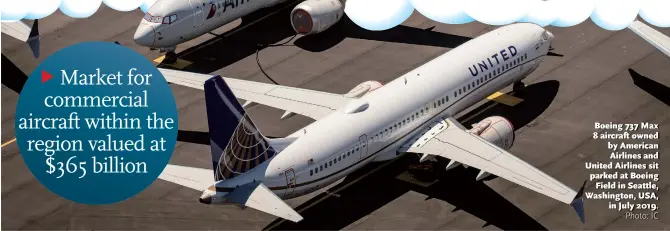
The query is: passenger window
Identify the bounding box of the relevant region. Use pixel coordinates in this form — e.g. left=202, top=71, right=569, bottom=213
left=320, top=166, right=323, bottom=171
left=446, top=96, right=449, bottom=102
left=454, top=92, right=457, bottom=97
left=334, top=158, right=337, bottom=164
left=437, top=101, right=441, bottom=106
left=329, top=161, right=332, bottom=166
left=394, top=124, right=397, bottom=129
left=310, top=170, right=313, bottom=176
left=315, top=168, right=318, bottom=173
left=525, top=54, right=528, bottom=59
left=458, top=89, right=462, bottom=94
left=434, top=102, right=437, bottom=108
left=348, top=151, right=351, bottom=156
left=342, top=154, right=345, bottom=159
left=356, top=146, right=359, bottom=151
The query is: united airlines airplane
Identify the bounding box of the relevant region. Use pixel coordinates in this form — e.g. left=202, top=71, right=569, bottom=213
left=158, top=22, right=587, bottom=223
left=134, top=0, right=343, bottom=63
left=1, top=20, right=40, bottom=58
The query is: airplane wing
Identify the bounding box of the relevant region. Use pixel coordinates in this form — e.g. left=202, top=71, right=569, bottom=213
left=1, top=20, right=40, bottom=58
left=398, top=117, right=585, bottom=222
left=160, top=68, right=352, bottom=120
left=628, top=20, right=670, bottom=59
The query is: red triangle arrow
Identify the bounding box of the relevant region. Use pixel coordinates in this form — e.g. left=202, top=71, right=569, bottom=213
left=42, top=70, right=53, bottom=83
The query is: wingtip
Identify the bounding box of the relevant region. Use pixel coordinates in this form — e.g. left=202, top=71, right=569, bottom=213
left=571, top=197, right=585, bottom=223
left=28, top=19, right=40, bottom=59
left=570, top=180, right=587, bottom=223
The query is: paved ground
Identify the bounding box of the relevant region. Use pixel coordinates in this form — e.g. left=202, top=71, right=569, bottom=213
left=2, top=3, right=670, bottom=230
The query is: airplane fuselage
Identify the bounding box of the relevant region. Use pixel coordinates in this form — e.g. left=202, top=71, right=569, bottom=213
left=135, top=0, right=287, bottom=49
left=204, top=23, right=554, bottom=202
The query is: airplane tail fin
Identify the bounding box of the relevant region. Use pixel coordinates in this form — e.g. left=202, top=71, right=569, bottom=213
left=204, top=76, right=278, bottom=181
left=570, top=180, right=587, bottom=223
left=27, top=20, right=40, bottom=59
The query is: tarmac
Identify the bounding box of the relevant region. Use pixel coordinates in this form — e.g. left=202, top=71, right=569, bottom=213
left=2, top=3, right=670, bottom=230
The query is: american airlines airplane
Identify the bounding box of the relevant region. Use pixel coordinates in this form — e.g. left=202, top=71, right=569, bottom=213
left=158, top=22, right=588, bottom=223
left=134, top=0, right=344, bottom=63
left=1, top=20, right=40, bottom=58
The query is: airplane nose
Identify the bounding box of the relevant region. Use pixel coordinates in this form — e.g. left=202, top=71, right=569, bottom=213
left=134, top=23, right=156, bottom=47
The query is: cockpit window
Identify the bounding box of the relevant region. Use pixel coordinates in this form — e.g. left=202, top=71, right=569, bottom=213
left=143, top=13, right=178, bottom=24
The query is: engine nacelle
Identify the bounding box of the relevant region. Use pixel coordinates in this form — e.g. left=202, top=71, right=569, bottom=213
left=290, top=0, right=344, bottom=35
left=344, top=81, right=383, bottom=98
left=469, top=116, right=515, bottom=150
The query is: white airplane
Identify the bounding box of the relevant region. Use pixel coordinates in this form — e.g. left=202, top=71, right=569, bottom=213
left=157, top=22, right=586, bottom=223
left=134, top=0, right=344, bottom=63
left=1, top=20, right=40, bottom=58
left=627, top=20, right=670, bottom=59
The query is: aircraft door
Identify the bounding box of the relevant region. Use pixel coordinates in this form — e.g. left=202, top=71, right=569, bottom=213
left=359, top=134, right=369, bottom=160
left=284, top=168, right=296, bottom=197
left=190, top=0, right=205, bottom=27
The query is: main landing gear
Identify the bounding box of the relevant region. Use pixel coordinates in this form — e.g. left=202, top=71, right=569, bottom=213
left=163, top=51, right=178, bottom=64
left=513, top=81, right=526, bottom=91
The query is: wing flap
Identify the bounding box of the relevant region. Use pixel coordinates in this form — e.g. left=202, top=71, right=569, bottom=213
left=400, top=117, right=576, bottom=204
left=2, top=21, right=31, bottom=41
left=159, top=68, right=350, bottom=120
left=628, top=20, right=670, bottom=58
left=227, top=182, right=304, bottom=222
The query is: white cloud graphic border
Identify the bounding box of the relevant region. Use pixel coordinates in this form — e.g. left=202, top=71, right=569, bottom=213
left=1, top=0, right=669, bottom=30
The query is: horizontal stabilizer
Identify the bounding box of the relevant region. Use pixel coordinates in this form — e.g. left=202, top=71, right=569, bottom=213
left=158, top=164, right=213, bottom=191
left=487, top=91, right=523, bottom=106
left=227, top=182, right=304, bottom=222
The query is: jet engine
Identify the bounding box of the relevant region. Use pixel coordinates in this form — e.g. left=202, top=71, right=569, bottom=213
left=290, top=0, right=344, bottom=35
left=468, top=116, right=515, bottom=150
left=344, top=81, right=383, bottom=98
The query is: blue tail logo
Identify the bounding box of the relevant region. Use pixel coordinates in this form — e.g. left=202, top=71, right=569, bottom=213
left=204, top=76, right=277, bottom=181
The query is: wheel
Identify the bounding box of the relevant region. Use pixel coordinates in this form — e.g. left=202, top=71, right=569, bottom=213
left=163, top=51, right=178, bottom=64
left=513, top=81, right=525, bottom=91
